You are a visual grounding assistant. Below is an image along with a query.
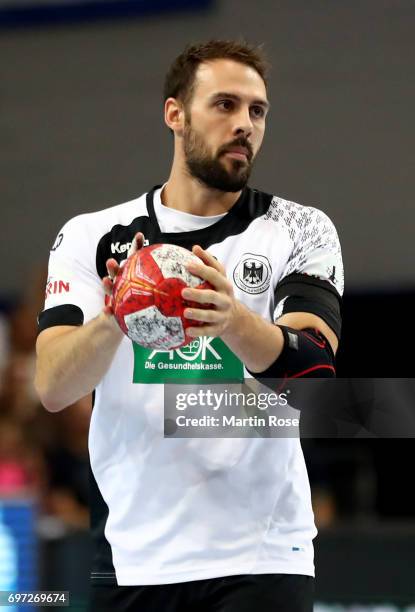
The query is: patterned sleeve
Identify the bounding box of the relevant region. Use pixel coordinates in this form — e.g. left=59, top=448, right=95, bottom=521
left=38, top=214, right=104, bottom=332
left=270, top=201, right=344, bottom=338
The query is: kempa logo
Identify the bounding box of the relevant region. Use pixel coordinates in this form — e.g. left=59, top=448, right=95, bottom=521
left=111, top=238, right=149, bottom=254
left=233, top=253, right=272, bottom=294
left=51, top=233, right=63, bottom=251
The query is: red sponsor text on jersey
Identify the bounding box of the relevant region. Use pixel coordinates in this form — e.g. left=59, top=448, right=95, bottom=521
left=45, top=279, right=70, bottom=298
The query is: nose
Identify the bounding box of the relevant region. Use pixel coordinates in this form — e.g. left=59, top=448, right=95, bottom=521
left=232, top=105, right=253, bottom=138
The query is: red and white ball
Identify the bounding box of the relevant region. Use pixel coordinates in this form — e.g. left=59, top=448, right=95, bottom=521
left=112, top=244, right=212, bottom=350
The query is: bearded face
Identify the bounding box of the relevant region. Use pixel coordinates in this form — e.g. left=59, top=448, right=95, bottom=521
left=183, top=114, right=254, bottom=193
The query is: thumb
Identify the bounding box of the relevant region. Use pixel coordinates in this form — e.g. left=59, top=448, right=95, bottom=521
left=127, top=232, right=145, bottom=258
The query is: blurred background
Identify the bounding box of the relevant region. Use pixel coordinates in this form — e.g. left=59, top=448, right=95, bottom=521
left=0, top=0, right=414, bottom=610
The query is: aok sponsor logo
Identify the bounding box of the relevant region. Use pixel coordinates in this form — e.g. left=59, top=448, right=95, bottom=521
left=145, top=337, right=222, bottom=371
left=45, top=278, right=70, bottom=298
left=133, top=336, right=244, bottom=383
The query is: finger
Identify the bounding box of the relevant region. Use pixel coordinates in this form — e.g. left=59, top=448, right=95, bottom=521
left=183, top=308, right=221, bottom=323
left=192, top=245, right=224, bottom=273
left=182, top=287, right=227, bottom=309
left=135, top=232, right=145, bottom=250
left=103, top=301, right=114, bottom=315
left=106, top=258, right=120, bottom=279
left=102, top=294, right=114, bottom=315
left=102, top=276, right=114, bottom=296
left=187, top=261, right=229, bottom=292
left=127, top=232, right=145, bottom=257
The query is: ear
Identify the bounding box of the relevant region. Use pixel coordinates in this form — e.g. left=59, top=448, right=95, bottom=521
left=164, top=97, right=185, bottom=135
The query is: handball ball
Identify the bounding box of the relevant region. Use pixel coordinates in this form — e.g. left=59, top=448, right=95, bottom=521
left=112, top=244, right=213, bottom=350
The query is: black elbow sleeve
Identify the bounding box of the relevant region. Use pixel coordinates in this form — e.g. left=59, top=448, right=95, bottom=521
left=247, top=326, right=336, bottom=380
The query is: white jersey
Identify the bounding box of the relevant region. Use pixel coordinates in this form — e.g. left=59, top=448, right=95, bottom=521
left=39, top=185, right=344, bottom=586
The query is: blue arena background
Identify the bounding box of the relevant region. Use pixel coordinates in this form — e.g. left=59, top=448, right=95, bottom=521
left=0, top=501, right=37, bottom=611
left=0, top=0, right=214, bottom=27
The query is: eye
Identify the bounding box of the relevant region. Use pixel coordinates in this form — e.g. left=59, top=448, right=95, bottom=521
left=251, top=105, right=265, bottom=118
left=217, top=100, right=234, bottom=111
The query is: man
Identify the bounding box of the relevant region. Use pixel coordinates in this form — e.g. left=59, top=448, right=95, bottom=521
left=35, top=40, right=343, bottom=612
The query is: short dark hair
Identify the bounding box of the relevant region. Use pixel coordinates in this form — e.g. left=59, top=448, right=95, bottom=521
left=163, top=39, right=270, bottom=109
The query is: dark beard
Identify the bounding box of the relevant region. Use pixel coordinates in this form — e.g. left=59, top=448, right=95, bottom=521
left=183, top=122, right=253, bottom=192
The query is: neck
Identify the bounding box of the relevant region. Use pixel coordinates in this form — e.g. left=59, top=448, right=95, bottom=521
left=161, top=159, right=242, bottom=217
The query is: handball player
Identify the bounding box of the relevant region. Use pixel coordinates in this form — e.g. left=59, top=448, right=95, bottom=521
left=35, top=40, right=343, bottom=611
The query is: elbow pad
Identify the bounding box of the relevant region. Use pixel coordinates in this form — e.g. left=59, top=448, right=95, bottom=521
left=248, top=326, right=336, bottom=379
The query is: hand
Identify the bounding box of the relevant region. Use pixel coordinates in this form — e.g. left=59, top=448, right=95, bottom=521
left=102, top=232, right=144, bottom=315
left=181, top=245, right=240, bottom=338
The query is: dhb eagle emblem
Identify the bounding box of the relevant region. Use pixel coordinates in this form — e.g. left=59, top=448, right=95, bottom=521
left=243, top=261, right=264, bottom=285
left=233, top=254, right=272, bottom=294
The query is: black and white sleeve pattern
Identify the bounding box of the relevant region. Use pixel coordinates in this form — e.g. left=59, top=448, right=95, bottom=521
left=267, top=199, right=344, bottom=339
left=38, top=214, right=104, bottom=333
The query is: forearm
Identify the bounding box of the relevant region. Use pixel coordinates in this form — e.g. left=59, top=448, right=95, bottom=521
left=221, top=302, right=284, bottom=373
left=35, top=313, right=124, bottom=412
